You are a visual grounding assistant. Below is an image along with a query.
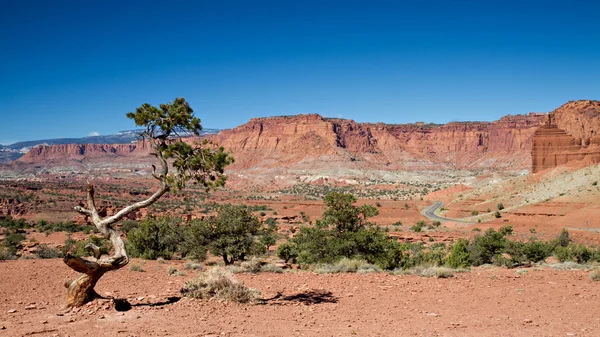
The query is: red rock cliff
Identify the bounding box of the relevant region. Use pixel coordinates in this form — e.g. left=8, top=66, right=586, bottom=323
left=21, top=101, right=600, bottom=174
left=210, top=113, right=545, bottom=171
left=531, top=100, right=600, bottom=173
left=17, top=142, right=151, bottom=164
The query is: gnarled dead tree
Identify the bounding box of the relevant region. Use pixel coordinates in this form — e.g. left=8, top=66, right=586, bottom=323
left=64, top=97, right=233, bottom=307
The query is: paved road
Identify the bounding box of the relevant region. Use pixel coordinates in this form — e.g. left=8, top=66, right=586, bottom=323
left=421, top=201, right=473, bottom=224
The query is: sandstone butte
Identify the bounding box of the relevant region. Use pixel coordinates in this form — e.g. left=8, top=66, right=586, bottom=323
left=15, top=100, right=600, bottom=174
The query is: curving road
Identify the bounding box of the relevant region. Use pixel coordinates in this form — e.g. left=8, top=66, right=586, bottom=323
left=421, top=201, right=473, bottom=224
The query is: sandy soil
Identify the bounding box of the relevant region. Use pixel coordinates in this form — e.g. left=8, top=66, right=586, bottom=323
left=1, top=259, right=599, bottom=336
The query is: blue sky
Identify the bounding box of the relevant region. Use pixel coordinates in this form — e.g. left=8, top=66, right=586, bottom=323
left=1, top=0, right=599, bottom=144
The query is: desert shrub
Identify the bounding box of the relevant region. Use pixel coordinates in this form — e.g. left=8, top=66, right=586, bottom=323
left=447, top=239, right=470, bottom=268
left=265, top=217, right=277, bottom=227
left=62, top=235, right=111, bottom=258
left=471, top=210, right=479, bottom=216
left=312, top=258, right=381, bottom=274
left=184, top=204, right=268, bottom=265
left=260, top=263, right=284, bottom=273
left=522, top=240, right=554, bottom=262
left=570, top=244, right=592, bottom=263
left=276, top=243, right=297, bottom=263
left=548, top=261, right=589, bottom=270
left=403, top=266, right=455, bottom=278
left=129, top=264, right=145, bottom=272
left=411, top=224, right=423, bottom=232
left=494, top=211, right=502, bottom=218
left=260, top=231, right=277, bottom=250
left=126, top=216, right=184, bottom=260
left=0, top=217, right=29, bottom=230
left=554, top=245, right=573, bottom=262
left=497, top=203, right=505, bottom=210
left=0, top=245, right=16, bottom=260
left=35, top=244, right=60, bottom=259
left=556, top=229, right=570, bottom=247
left=468, top=226, right=511, bottom=266
left=553, top=243, right=592, bottom=263
left=492, top=253, right=516, bottom=268
left=35, top=220, right=93, bottom=234
left=411, top=243, right=447, bottom=267
left=184, top=262, right=203, bottom=270
left=120, top=220, right=140, bottom=234
left=240, top=257, right=263, bottom=273
left=4, top=232, right=26, bottom=256
left=181, top=267, right=260, bottom=303
left=282, top=192, right=418, bottom=270
left=589, top=269, right=600, bottom=281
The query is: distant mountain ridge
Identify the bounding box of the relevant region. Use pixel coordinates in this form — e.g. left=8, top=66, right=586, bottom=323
left=0, top=128, right=220, bottom=163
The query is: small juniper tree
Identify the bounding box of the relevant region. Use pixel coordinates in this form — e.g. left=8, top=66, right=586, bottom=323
left=64, top=98, right=233, bottom=307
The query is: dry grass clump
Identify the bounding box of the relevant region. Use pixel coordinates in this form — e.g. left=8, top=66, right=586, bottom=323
left=313, top=258, right=381, bottom=274
left=181, top=267, right=260, bottom=303
left=397, top=266, right=459, bottom=278
left=129, top=264, right=145, bottom=272
left=545, top=262, right=591, bottom=270
left=183, top=262, right=203, bottom=271
left=589, top=269, right=600, bottom=281
left=260, top=263, right=284, bottom=273
left=240, top=257, right=262, bottom=273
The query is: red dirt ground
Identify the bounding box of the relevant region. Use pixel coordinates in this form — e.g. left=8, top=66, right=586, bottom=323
left=1, top=259, right=599, bottom=336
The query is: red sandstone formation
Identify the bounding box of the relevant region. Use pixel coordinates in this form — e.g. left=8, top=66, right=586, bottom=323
left=531, top=101, right=600, bottom=173
left=15, top=100, right=600, bottom=173
left=17, top=142, right=151, bottom=164
left=210, top=113, right=545, bottom=171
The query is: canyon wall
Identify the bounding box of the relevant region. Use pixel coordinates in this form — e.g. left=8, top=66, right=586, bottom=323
left=17, top=142, right=151, bottom=164
left=16, top=100, right=600, bottom=174
left=531, top=101, right=600, bottom=173
left=210, top=112, right=545, bottom=171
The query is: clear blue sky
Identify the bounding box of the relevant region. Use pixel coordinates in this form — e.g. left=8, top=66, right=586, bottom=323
left=1, top=0, right=599, bottom=144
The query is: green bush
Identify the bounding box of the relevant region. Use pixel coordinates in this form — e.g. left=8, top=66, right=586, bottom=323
left=468, top=227, right=511, bottom=266
left=184, top=204, right=268, bottom=265
left=62, top=235, right=111, bottom=258
left=35, top=220, right=93, bottom=234
left=0, top=245, right=16, bottom=260
left=570, top=244, right=592, bottom=263
left=447, top=239, right=470, bottom=268
left=4, top=232, right=26, bottom=256
left=556, top=229, right=570, bottom=247
left=276, top=243, right=297, bottom=263
left=282, top=192, right=413, bottom=270
left=129, top=264, right=145, bottom=272
left=126, top=216, right=184, bottom=260
left=497, top=203, right=505, bottom=210
left=35, top=244, right=60, bottom=259
left=554, top=245, right=573, bottom=262
left=0, top=217, right=29, bottom=230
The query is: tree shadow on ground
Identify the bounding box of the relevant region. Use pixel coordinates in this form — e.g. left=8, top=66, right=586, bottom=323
left=263, top=290, right=338, bottom=305
left=113, top=296, right=181, bottom=311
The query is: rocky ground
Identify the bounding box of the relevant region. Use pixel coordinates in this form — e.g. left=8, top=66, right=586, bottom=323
left=1, top=259, right=599, bottom=336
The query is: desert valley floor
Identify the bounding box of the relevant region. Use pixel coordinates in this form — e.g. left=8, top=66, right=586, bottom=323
left=1, top=259, right=599, bottom=337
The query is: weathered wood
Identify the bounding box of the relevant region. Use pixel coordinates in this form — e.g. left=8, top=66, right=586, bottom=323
left=64, top=140, right=169, bottom=307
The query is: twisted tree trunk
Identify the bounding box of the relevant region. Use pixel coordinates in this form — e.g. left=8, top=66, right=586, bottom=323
left=64, top=141, right=169, bottom=307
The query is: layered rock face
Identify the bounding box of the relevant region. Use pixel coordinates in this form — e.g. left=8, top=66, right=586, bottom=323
left=531, top=100, right=600, bottom=173
left=18, top=100, right=600, bottom=174
left=210, top=113, right=545, bottom=171
left=17, top=141, right=151, bottom=164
